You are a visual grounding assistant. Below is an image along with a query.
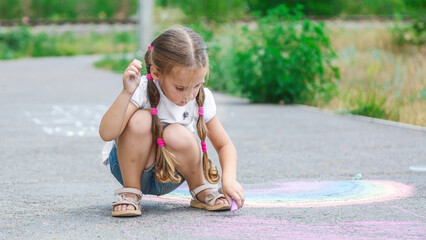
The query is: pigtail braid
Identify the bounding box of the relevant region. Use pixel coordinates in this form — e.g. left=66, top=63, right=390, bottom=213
left=196, top=87, right=220, bottom=184
left=144, top=47, right=182, bottom=184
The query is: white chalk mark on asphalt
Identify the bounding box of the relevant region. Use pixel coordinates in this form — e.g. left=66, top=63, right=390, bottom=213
left=26, top=104, right=107, bottom=137
left=409, top=166, right=426, bottom=172
left=32, top=117, right=42, bottom=125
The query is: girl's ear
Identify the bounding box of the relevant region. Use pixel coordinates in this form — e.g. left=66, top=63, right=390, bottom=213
left=150, top=66, right=161, bottom=80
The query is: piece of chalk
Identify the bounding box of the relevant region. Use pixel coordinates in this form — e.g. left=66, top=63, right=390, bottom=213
left=230, top=199, right=238, bottom=212
left=353, top=173, right=362, bottom=180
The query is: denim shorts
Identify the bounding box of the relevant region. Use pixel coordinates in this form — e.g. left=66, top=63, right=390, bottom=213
left=109, top=143, right=186, bottom=196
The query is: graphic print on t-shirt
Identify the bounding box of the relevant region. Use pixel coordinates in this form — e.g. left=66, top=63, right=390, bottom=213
left=183, top=111, right=189, bottom=120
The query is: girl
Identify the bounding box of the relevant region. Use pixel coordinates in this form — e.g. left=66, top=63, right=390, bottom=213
left=99, top=27, right=245, bottom=217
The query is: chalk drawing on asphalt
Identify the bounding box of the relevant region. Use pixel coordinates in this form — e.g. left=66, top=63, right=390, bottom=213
left=144, top=180, right=414, bottom=208
left=25, top=104, right=107, bottom=137
left=160, top=216, right=426, bottom=240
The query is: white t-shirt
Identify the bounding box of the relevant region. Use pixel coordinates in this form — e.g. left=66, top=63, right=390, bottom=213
left=101, top=75, right=216, bottom=165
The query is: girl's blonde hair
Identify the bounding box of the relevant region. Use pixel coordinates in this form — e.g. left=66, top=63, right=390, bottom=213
left=144, top=27, right=220, bottom=184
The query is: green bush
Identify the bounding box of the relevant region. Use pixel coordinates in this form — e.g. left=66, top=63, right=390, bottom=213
left=0, top=27, right=31, bottom=51
left=0, top=0, right=24, bottom=19
left=158, top=0, right=246, bottom=23
left=245, top=0, right=420, bottom=16
left=207, top=43, right=237, bottom=93
left=30, top=32, right=51, bottom=56
left=0, top=28, right=79, bottom=58
left=341, top=0, right=406, bottom=15
left=0, top=26, right=32, bottom=58
left=349, top=93, right=388, bottom=119
left=246, top=0, right=347, bottom=16
left=231, top=4, right=339, bottom=104
left=391, top=14, right=426, bottom=46
left=113, top=31, right=135, bottom=44
left=0, top=43, right=14, bottom=59
left=94, top=54, right=147, bottom=75
left=0, top=27, right=139, bottom=59
left=0, top=0, right=138, bottom=20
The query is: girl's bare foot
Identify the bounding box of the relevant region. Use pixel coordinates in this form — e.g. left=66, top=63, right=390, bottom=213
left=113, top=193, right=139, bottom=211
left=196, top=189, right=228, bottom=205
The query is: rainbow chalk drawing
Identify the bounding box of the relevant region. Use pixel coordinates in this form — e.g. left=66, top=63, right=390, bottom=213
left=166, top=217, right=426, bottom=240
left=143, top=180, right=414, bottom=208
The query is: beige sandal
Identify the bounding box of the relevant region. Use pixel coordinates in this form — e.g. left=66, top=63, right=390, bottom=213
left=190, top=184, right=230, bottom=211
left=112, top=187, right=142, bottom=217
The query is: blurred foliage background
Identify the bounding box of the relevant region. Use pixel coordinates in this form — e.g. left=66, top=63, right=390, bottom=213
left=0, top=0, right=424, bottom=20
left=0, top=0, right=138, bottom=20
left=0, top=0, right=425, bottom=126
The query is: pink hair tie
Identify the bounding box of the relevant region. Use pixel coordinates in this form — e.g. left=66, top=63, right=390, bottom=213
left=150, top=108, right=158, bottom=115
left=157, top=138, right=165, bottom=148
left=146, top=73, right=153, bottom=80
left=201, top=142, right=207, bottom=152
left=198, top=107, right=204, bottom=116
left=148, top=45, right=153, bottom=51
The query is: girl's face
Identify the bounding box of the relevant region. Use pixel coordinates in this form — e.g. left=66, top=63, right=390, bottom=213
left=152, top=66, right=207, bottom=106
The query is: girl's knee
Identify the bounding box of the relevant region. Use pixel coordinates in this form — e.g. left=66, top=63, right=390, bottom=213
left=163, top=124, right=196, bottom=151
left=124, top=110, right=152, bottom=137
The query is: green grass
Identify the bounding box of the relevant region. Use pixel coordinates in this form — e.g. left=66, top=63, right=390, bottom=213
left=327, top=23, right=425, bottom=126
left=94, top=54, right=147, bottom=75
left=0, top=27, right=138, bottom=60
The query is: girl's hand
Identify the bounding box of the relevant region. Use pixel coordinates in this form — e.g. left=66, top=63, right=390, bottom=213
left=122, top=59, right=143, bottom=95
left=222, top=179, right=245, bottom=209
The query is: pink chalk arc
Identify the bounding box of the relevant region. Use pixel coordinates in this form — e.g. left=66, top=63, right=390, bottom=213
left=143, top=180, right=415, bottom=208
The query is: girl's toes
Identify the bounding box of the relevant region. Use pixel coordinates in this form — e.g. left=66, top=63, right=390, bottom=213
left=114, top=204, right=136, bottom=211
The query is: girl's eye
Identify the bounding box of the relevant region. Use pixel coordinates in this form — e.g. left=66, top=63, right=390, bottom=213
left=176, top=87, right=184, bottom=91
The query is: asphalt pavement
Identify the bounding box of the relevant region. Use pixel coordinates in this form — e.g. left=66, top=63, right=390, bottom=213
left=0, top=55, right=425, bottom=239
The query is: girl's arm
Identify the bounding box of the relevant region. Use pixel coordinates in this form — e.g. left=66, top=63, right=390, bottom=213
left=206, top=115, right=245, bottom=208
left=99, top=59, right=142, bottom=141
left=99, top=93, right=138, bottom=141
